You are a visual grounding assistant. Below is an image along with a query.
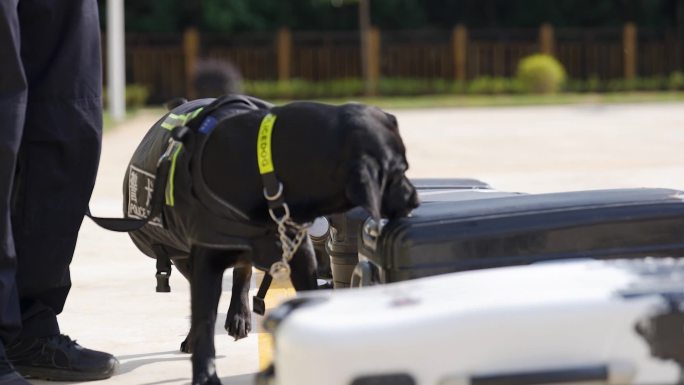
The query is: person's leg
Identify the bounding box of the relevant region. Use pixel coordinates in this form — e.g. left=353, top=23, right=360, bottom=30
left=5, top=0, right=116, bottom=381
left=11, top=0, right=102, bottom=339
left=0, top=1, right=33, bottom=384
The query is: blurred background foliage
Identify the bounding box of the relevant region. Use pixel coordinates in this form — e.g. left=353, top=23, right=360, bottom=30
left=101, top=0, right=684, bottom=32
left=98, top=0, right=684, bottom=104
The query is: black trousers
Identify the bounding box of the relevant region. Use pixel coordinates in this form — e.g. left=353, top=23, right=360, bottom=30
left=0, top=0, right=102, bottom=345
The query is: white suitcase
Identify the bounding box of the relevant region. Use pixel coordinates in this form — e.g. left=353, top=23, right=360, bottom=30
left=260, top=259, right=684, bottom=385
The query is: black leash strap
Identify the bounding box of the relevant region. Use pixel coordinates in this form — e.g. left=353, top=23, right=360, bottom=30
left=252, top=273, right=273, bottom=316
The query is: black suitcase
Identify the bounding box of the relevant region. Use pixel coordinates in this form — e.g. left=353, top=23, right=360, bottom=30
left=354, top=188, right=684, bottom=286
left=312, top=178, right=496, bottom=287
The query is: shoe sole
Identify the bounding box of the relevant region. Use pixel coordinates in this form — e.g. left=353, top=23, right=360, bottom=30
left=0, top=372, right=30, bottom=385
left=14, top=361, right=118, bottom=382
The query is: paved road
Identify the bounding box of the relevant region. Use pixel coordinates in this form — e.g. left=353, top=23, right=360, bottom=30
left=398, top=103, right=684, bottom=193
left=31, top=102, right=684, bottom=385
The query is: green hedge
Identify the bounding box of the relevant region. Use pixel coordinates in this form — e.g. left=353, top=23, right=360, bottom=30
left=244, top=78, right=364, bottom=99
left=566, top=74, right=684, bottom=93
left=242, top=73, right=684, bottom=100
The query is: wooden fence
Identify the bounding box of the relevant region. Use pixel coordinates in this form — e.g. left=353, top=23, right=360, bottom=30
left=116, top=25, right=684, bottom=102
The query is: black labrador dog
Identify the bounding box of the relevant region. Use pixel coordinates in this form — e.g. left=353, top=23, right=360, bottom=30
left=123, top=95, right=418, bottom=385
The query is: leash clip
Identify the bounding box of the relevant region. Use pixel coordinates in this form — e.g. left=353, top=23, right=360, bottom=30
left=269, top=261, right=292, bottom=280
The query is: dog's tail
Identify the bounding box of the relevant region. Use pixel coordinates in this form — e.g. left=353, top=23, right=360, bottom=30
left=164, top=97, right=188, bottom=111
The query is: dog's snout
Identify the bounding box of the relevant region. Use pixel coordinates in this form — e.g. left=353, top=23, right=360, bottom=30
left=401, top=179, right=420, bottom=214
left=408, top=185, right=420, bottom=209
left=382, top=176, right=419, bottom=219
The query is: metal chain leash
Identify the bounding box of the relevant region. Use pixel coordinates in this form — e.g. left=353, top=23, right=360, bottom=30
left=268, top=202, right=312, bottom=279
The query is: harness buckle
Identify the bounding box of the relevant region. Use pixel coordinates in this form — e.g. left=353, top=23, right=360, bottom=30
left=159, top=138, right=178, bottom=165
left=155, top=271, right=171, bottom=292
left=171, top=125, right=190, bottom=141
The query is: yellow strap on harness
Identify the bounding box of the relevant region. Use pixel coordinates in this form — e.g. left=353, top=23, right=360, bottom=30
left=257, top=113, right=277, bottom=175
left=161, top=108, right=204, bottom=130
left=164, top=144, right=183, bottom=206
left=161, top=107, right=204, bottom=206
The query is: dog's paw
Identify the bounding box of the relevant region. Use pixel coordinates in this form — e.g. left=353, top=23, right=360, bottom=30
left=226, top=308, right=252, bottom=341
left=193, top=373, right=222, bottom=385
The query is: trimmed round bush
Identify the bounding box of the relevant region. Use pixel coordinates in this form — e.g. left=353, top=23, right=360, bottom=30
left=516, top=54, right=567, bottom=94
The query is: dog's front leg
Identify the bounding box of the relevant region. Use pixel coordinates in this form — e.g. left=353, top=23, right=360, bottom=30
left=225, top=264, right=252, bottom=340
left=189, top=248, right=226, bottom=385
left=289, top=237, right=319, bottom=291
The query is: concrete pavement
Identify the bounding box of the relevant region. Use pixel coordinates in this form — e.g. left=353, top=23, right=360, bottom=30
left=30, top=102, right=684, bottom=385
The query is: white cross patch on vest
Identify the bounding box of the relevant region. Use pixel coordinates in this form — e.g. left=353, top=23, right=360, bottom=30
left=127, top=165, right=163, bottom=228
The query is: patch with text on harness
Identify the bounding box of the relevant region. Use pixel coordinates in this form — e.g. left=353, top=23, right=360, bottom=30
left=126, top=165, right=163, bottom=228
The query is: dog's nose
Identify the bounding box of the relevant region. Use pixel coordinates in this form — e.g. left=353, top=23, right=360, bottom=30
left=390, top=188, right=419, bottom=219
left=401, top=177, right=419, bottom=209
left=408, top=188, right=420, bottom=209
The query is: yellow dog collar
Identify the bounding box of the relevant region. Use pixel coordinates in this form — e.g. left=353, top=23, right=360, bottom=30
left=257, top=113, right=277, bottom=175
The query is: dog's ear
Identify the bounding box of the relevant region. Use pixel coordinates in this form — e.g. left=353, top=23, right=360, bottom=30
left=346, top=157, right=382, bottom=222
left=384, top=112, right=400, bottom=135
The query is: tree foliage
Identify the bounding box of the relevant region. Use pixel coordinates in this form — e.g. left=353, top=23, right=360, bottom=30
left=99, top=0, right=684, bottom=32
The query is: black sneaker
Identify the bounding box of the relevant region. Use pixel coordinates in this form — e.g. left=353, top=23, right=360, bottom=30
left=0, top=354, right=29, bottom=385
left=6, top=335, right=118, bottom=381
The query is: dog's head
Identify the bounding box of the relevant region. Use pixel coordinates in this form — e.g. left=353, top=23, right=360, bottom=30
left=343, top=104, right=419, bottom=221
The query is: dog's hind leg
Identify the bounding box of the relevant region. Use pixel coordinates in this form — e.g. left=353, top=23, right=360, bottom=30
left=173, top=258, right=192, bottom=281
left=189, top=246, right=236, bottom=385
left=225, top=264, right=252, bottom=340
left=172, top=258, right=195, bottom=353
left=288, top=237, right=319, bottom=291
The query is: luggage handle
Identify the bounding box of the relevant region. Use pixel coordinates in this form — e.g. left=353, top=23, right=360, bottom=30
left=350, top=261, right=375, bottom=287
left=441, top=362, right=635, bottom=385
left=361, top=218, right=388, bottom=250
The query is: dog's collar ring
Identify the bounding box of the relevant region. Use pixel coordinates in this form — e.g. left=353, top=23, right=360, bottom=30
left=263, top=183, right=284, bottom=201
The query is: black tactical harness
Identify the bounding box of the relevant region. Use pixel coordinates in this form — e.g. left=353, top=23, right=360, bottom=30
left=87, top=95, right=302, bottom=315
